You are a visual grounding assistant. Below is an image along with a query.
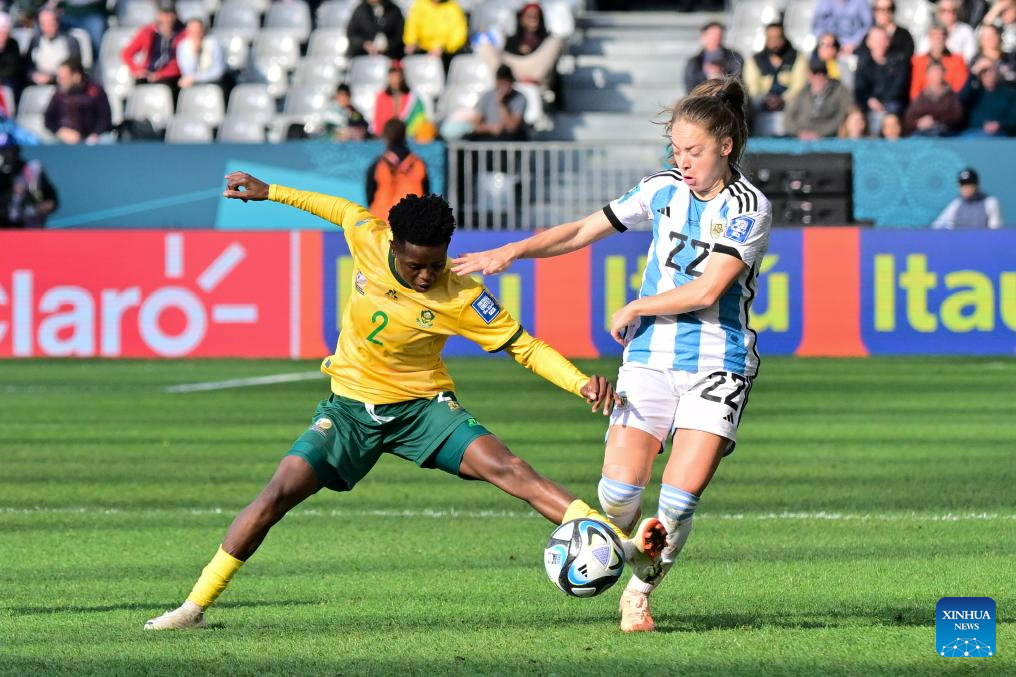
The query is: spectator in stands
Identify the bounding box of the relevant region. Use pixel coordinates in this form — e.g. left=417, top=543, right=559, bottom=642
left=743, top=22, right=808, bottom=116
left=366, top=118, right=429, bottom=221
left=347, top=0, right=405, bottom=60
left=28, top=7, right=82, bottom=86
left=785, top=58, right=854, bottom=139
left=970, top=24, right=1016, bottom=84
left=0, top=13, right=25, bottom=96
left=371, top=62, right=425, bottom=137
left=924, top=0, right=977, bottom=62
left=838, top=105, right=871, bottom=137
left=59, top=0, right=107, bottom=61
left=503, top=3, right=562, bottom=90
left=403, top=0, right=467, bottom=72
left=811, top=0, right=873, bottom=55
left=933, top=168, right=1003, bottom=229
left=856, top=0, right=914, bottom=61
left=44, top=57, right=112, bottom=144
left=176, top=18, right=224, bottom=90
left=684, top=22, right=743, bottom=93
left=910, top=24, right=968, bottom=99
left=0, top=134, right=58, bottom=228
left=904, top=60, right=964, bottom=136
left=960, top=61, right=1016, bottom=136
left=854, top=26, right=910, bottom=124
left=879, top=112, right=902, bottom=138
left=121, top=0, right=184, bottom=87
left=465, top=64, right=527, bottom=141
left=813, top=32, right=846, bottom=80
left=323, top=83, right=369, bottom=141
left=982, top=0, right=1016, bottom=53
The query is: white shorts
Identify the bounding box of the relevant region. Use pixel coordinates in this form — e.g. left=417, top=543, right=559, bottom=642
left=608, top=363, right=753, bottom=454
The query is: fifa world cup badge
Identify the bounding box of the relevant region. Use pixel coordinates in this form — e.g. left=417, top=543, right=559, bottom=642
left=711, top=219, right=725, bottom=239
left=417, top=309, right=436, bottom=328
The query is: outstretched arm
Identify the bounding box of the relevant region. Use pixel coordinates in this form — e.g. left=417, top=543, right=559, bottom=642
left=451, top=209, right=617, bottom=276
left=504, top=330, right=620, bottom=415
left=609, top=253, right=746, bottom=345
left=223, top=171, right=369, bottom=227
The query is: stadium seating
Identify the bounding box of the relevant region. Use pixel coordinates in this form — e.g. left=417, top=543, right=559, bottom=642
left=176, top=0, right=210, bottom=23
left=402, top=54, right=445, bottom=104
left=447, top=54, right=494, bottom=90
left=307, top=28, right=351, bottom=72
left=121, top=0, right=157, bottom=28
left=292, top=59, right=343, bottom=90
left=125, top=84, right=175, bottom=132
left=349, top=55, right=392, bottom=91
left=11, top=27, right=33, bottom=55
left=68, top=28, right=94, bottom=70
left=784, top=0, right=819, bottom=52
left=211, top=29, right=252, bottom=72
left=469, top=0, right=518, bottom=36
left=283, top=85, right=331, bottom=116
left=251, top=29, right=303, bottom=98
left=177, top=85, right=226, bottom=128
left=543, top=0, right=576, bottom=38
left=436, top=84, right=483, bottom=120
left=265, top=1, right=314, bottom=44
left=316, top=0, right=356, bottom=30
left=350, top=84, right=380, bottom=125
left=227, top=84, right=276, bottom=124
left=18, top=85, right=55, bottom=118
left=15, top=113, right=55, bottom=143
left=213, top=1, right=261, bottom=42
left=165, top=115, right=215, bottom=143
left=218, top=114, right=268, bottom=143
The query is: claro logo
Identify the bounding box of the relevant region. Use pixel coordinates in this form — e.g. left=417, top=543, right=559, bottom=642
left=0, top=234, right=259, bottom=357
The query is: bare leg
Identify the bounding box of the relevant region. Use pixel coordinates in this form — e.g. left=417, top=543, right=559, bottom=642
left=222, top=455, right=321, bottom=561
left=457, top=435, right=574, bottom=523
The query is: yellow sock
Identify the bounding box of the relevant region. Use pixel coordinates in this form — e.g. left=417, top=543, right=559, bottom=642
left=186, top=546, right=244, bottom=609
left=563, top=499, right=627, bottom=541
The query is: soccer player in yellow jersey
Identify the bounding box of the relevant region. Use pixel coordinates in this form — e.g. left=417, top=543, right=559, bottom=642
left=144, top=172, right=666, bottom=630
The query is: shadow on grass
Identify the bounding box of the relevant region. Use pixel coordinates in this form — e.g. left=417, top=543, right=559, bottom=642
left=9, top=599, right=322, bottom=616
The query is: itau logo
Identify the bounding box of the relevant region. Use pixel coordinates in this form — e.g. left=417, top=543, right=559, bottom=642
left=937, top=597, right=996, bottom=657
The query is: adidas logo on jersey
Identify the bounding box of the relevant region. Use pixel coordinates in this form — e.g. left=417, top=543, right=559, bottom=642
left=656, top=206, right=671, bottom=218
left=723, top=412, right=735, bottom=424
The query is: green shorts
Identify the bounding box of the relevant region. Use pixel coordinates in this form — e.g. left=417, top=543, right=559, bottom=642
left=285, top=391, right=492, bottom=492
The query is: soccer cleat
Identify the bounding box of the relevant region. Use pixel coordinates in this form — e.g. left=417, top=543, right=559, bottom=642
left=619, top=517, right=666, bottom=583
left=144, top=601, right=207, bottom=630
left=619, top=588, right=656, bottom=632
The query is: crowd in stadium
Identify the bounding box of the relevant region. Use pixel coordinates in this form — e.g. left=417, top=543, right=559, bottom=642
left=0, top=0, right=1012, bottom=144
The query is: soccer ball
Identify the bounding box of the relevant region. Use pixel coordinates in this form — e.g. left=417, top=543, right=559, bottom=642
left=543, top=518, right=625, bottom=597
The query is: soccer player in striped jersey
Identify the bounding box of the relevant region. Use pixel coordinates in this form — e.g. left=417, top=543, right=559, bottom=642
left=144, top=174, right=665, bottom=630
left=454, top=76, right=771, bottom=632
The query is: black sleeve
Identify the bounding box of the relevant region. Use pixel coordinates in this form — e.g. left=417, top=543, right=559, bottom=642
left=44, top=94, right=59, bottom=133
left=365, top=158, right=378, bottom=206
left=853, top=60, right=871, bottom=106
left=388, top=7, right=405, bottom=58
left=40, top=170, right=58, bottom=210
left=346, top=6, right=370, bottom=56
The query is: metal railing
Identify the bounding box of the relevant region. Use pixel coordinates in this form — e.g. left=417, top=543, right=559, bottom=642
left=447, top=141, right=665, bottom=230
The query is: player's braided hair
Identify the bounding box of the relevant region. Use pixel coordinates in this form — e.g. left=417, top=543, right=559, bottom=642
left=388, top=193, right=456, bottom=246
left=664, top=76, right=749, bottom=166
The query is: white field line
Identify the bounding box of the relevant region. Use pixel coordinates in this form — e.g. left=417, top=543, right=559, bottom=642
left=1, top=506, right=1014, bottom=522
left=163, top=371, right=324, bottom=394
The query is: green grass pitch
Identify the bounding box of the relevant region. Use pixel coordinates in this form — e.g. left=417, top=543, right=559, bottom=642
left=1, top=356, right=1013, bottom=676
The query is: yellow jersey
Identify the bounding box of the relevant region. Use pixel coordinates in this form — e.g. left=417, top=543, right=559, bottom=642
left=269, top=185, right=590, bottom=404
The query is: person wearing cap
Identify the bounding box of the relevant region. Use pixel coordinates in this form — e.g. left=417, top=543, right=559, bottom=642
left=466, top=64, right=527, bottom=141
left=684, top=22, right=743, bottom=93
left=121, top=0, right=184, bottom=87
left=784, top=58, right=854, bottom=139
left=932, top=169, right=1004, bottom=230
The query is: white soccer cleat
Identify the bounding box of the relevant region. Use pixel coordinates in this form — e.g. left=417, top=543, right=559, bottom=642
left=620, top=517, right=666, bottom=582
left=144, top=600, right=207, bottom=630
left=619, top=588, right=656, bottom=633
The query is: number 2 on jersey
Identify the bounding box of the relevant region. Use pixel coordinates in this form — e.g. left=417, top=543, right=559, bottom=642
left=664, top=232, right=710, bottom=277
left=366, top=310, right=388, bottom=345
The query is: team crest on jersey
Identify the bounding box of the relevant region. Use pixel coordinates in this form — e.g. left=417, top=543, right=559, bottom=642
left=724, top=215, right=756, bottom=244
left=355, top=271, right=367, bottom=295
left=310, top=417, right=333, bottom=437
left=386, top=289, right=399, bottom=301
left=710, top=219, right=725, bottom=239
left=471, top=290, right=501, bottom=324
left=417, top=309, right=436, bottom=328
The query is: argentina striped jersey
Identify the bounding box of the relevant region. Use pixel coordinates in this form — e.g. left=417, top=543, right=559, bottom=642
left=602, top=167, right=771, bottom=378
